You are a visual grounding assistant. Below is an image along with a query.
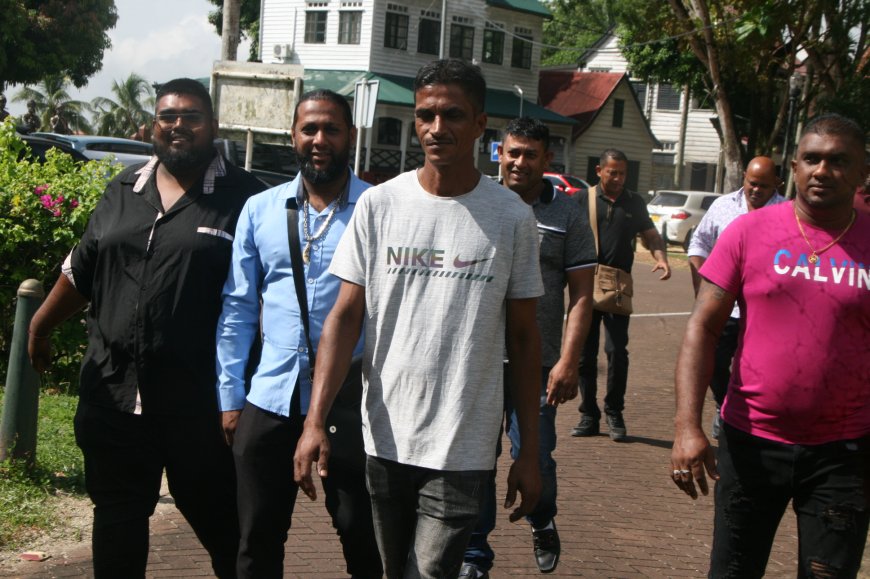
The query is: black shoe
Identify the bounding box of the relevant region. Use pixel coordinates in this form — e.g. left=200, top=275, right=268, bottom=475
left=606, top=413, right=627, bottom=441
left=532, top=521, right=561, bottom=573
left=571, top=415, right=599, bottom=437
left=458, top=562, right=489, bottom=579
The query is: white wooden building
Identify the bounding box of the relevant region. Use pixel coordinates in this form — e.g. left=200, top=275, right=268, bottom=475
left=258, top=0, right=577, bottom=181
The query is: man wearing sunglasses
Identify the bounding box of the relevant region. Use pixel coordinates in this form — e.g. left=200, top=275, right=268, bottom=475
left=28, top=78, right=267, bottom=578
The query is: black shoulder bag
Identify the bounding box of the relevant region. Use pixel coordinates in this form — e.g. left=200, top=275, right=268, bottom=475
left=286, top=198, right=366, bottom=471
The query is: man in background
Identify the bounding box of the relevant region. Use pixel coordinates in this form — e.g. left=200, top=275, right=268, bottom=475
left=461, top=117, right=596, bottom=578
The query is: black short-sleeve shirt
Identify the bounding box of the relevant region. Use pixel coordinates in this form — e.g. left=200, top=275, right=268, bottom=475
left=575, top=187, right=654, bottom=273
left=70, top=156, right=267, bottom=415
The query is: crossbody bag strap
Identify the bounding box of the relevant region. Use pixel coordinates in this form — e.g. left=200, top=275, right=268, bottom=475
left=286, top=197, right=316, bottom=369
left=587, top=185, right=600, bottom=268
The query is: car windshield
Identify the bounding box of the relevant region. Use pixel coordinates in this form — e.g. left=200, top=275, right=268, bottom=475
left=563, top=175, right=586, bottom=188
left=650, top=193, right=687, bottom=207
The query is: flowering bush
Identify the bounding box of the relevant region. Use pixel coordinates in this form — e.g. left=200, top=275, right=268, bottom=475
left=0, top=120, right=123, bottom=392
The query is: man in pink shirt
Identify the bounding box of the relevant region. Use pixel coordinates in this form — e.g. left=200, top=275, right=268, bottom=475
left=671, top=113, right=869, bottom=578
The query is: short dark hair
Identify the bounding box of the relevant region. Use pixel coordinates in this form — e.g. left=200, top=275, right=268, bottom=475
left=801, top=113, right=866, bottom=159
left=600, top=148, right=628, bottom=165
left=155, top=78, right=214, bottom=118
left=504, top=117, right=550, bottom=150
left=294, top=89, right=354, bottom=129
left=414, top=59, right=486, bottom=113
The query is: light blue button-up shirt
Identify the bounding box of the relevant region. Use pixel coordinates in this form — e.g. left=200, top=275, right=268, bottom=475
left=216, top=169, right=369, bottom=417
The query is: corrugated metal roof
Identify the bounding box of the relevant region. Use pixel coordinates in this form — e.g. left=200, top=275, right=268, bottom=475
left=485, top=0, right=551, bottom=19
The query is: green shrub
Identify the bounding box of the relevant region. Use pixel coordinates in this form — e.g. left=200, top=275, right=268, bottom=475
left=0, top=120, right=122, bottom=394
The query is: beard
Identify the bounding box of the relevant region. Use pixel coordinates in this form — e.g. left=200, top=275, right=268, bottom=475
left=297, top=149, right=350, bottom=184
left=154, top=133, right=215, bottom=174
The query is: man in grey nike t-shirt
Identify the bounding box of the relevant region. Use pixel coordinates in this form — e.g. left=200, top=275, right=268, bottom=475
left=294, top=59, right=544, bottom=578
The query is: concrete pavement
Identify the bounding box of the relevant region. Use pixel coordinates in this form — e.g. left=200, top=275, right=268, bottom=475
left=4, top=254, right=867, bottom=578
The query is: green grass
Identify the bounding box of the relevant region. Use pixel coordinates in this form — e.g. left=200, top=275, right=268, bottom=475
left=0, top=390, right=85, bottom=549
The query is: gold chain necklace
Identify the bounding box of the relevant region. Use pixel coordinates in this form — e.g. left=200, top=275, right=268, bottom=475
left=794, top=205, right=856, bottom=264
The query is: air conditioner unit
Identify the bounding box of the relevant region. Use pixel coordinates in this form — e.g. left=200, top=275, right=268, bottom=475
left=273, top=43, right=294, bottom=60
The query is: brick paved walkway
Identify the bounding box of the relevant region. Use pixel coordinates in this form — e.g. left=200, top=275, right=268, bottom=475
left=4, top=257, right=868, bottom=578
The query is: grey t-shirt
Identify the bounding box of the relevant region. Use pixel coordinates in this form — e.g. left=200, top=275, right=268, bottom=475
left=330, top=170, right=544, bottom=471
left=531, top=183, right=598, bottom=367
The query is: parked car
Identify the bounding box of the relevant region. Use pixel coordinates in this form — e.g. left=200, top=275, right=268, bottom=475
left=647, top=190, right=722, bottom=250
left=19, top=134, right=91, bottom=164
left=544, top=172, right=591, bottom=196
left=215, top=138, right=297, bottom=187
left=30, top=133, right=153, bottom=167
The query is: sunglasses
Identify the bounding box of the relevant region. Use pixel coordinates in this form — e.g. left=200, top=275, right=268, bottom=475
left=154, top=112, right=207, bottom=129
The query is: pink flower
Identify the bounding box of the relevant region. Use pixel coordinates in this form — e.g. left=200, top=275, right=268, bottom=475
left=34, top=184, right=49, bottom=195
left=52, top=209, right=62, bottom=217
left=40, top=194, right=53, bottom=208
left=70, top=199, right=79, bottom=208
left=55, top=195, right=64, bottom=203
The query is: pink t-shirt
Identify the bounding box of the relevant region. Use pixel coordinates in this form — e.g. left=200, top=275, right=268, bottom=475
left=701, top=201, right=870, bottom=445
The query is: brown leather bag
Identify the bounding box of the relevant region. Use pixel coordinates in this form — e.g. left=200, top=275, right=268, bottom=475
left=587, top=187, right=634, bottom=315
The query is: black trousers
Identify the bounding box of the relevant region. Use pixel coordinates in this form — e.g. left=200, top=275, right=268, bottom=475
left=233, top=400, right=382, bottom=579
left=578, top=310, right=631, bottom=419
left=74, top=402, right=239, bottom=579
left=710, top=317, right=740, bottom=407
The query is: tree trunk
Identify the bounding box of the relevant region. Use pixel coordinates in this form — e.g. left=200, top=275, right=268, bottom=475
left=221, top=0, right=242, bottom=61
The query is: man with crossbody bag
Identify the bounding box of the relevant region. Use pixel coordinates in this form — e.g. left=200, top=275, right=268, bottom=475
left=572, top=149, right=670, bottom=441
left=215, top=90, right=381, bottom=578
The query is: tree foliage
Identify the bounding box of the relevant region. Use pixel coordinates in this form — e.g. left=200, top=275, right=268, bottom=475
left=0, top=0, right=118, bottom=89
left=90, top=73, right=155, bottom=138
left=541, top=0, right=619, bottom=66
left=611, top=0, right=868, bottom=189
left=0, top=120, right=122, bottom=391
left=12, top=75, right=92, bottom=133
left=207, top=0, right=262, bottom=61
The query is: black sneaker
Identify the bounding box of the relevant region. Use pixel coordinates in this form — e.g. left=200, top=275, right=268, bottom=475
left=458, top=562, right=489, bottom=579
left=606, top=413, right=627, bottom=441
left=532, top=521, right=561, bottom=573
left=571, top=415, right=599, bottom=437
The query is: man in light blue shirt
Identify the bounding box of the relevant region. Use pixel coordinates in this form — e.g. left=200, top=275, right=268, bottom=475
left=215, top=90, right=381, bottom=578
left=687, top=156, right=784, bottom=436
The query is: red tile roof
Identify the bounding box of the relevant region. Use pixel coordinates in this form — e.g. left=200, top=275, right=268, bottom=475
left=539, top=71, right=624, bottom=140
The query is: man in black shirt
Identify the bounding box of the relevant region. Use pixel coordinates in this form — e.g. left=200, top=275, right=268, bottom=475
left=572, top=149, right=670, bottom=441
left=28, top=78, right=266, bottom=578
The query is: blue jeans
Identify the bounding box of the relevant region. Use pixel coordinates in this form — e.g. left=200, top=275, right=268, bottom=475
left=365, top=455, right=489, bottom=579
left=711, top=423, right=870, bottom=578
left=465, top=366, right=558, bottom=570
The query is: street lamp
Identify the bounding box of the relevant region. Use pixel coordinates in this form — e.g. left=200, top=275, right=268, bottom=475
left=513, top=85, right=523, bottom=118
left=781, top=72, right=805, bottom=196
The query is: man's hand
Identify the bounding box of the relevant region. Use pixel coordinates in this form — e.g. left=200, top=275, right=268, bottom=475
left=221, top=410, right=241, bottom=446
left=293, top=422, right=330, bottom=501
left=545, top=359, right=578, bottom=407
left=670, top=426, right=718, bottom=499
left=504, top=454, right=542, bottom=522
left=28, top=332, right=51, bottom=374
left=651, top=260, right=671, bottom=280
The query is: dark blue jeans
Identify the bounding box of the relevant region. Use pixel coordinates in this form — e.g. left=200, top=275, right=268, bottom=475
left=579, top=310, right=630, bottom=419
left=464, top=366, right=558, bottom=570
left=711, top=423, right=870, bottom=578
left=366, top=456, right=489, bottom=579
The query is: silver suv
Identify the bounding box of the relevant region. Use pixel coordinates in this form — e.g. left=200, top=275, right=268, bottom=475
left=647, top=190, right=722, bottom=251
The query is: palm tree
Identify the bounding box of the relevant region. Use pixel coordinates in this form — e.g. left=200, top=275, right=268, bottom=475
left=13, top=75, right=93, bottom=133
left=90, top=73, right=155, bottom=138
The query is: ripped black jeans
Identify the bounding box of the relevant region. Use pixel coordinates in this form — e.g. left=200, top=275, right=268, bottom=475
left=711, top=424, right=869, bottom=579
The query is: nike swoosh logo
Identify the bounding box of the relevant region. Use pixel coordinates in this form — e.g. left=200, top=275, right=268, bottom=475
left=453, top=256, right=493, bottom=268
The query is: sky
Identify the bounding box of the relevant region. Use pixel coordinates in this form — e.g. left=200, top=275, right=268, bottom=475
left=6, top=0, right=251, bottom=118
